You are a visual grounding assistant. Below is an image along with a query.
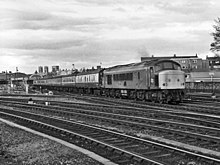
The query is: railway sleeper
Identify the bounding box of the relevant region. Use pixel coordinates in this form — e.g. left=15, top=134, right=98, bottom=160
left=108, top=155, right=122, bottom=161
left=106, top=146, right=114, bottom=152
left=176, top=135, right=187, bottom=141
left=106, top=139, right=125, bottom=143
left=153, top=153, right=172, bottom=158
left=132, top=156, right=144, bottom=163
left=142, top=150, right=161, bottom=156
left=114, top=142, right=133, bottom=147
left=98, top=137, right=118, bottom=141
left=200, top=158, right=214, bottom=165
left=123, top=144, right=140, bottom=149
left=97, top=143, right=106, bottom=149
left=208, top=143, right=220, bottom=149
left=113, top=150, right=123, bottom=156
left=116, top=158, right=132, bottom=164
left=122, top=152, right=134, bottom=159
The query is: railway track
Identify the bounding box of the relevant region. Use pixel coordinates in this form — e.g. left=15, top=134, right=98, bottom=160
left=0, top=108, right=219, bottom=165
left=1, top=97, right=219, bottom=128
left=0, top=98, right=220, bottom=154
left=2, top=92, right=220, bottom=114
left=57, top=92, right=220, bottom=115
left=1, top=94, right=220, bottom=128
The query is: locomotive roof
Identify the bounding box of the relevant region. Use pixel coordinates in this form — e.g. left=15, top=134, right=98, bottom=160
left=105, top=59, right=180, bottom=72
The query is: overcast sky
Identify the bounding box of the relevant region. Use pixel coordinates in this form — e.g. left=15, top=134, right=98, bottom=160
left=0, top=0, right=219, bottom=73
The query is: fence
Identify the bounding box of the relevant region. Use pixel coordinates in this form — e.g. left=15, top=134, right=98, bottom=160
left=185, top=82, right=220, bottom=93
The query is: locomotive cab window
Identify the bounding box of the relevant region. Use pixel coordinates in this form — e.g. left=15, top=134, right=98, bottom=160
left=155, top=62, right=180, bottom=72
left=155, top=74, right=159, bottom=86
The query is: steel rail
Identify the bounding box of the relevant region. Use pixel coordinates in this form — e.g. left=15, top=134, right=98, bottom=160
left=0, top=109, right=220, bottom=165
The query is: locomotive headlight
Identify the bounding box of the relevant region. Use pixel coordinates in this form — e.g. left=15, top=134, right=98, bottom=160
left=163, top=83, right=168, bottom=86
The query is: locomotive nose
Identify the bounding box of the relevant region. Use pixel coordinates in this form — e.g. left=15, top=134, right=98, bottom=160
left=159, top=70, right=185, bottom=89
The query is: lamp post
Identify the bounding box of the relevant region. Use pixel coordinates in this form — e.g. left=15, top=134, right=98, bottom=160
left=209, top=72, right=214, bottom=93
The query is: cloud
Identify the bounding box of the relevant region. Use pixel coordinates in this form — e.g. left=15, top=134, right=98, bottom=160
left=156, top=0, right=211, bottom=14
left=0, top=0, right=219, bottom=73
left=0, top=29, right=92, bottom=50
left=0, top=8, right=104, bottom=31
left=113, top=7, right=127, bottom=12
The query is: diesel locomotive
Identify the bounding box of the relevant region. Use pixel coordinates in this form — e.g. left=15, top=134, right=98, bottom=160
left=33, top=59, right=185, bottom=103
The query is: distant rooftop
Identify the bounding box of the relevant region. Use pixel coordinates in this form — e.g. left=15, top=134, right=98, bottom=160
left=207, top=56, right=220, bottom=60
left=141, top=54, right=199, bottom=61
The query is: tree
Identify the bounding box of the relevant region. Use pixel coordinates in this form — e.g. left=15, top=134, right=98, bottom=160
left=210, top=17, right=220, bottom=56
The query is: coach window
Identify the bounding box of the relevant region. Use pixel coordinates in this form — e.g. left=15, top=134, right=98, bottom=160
left=129, top=73, right=133, bottom=80
left=107, top=75, right=112, bottom=85
left=113, top=75, right=116, bottom=81
left=138, top=72, right=140, bottom=80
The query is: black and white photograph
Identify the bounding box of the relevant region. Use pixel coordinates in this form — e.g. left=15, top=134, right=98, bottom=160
left=0, top=0, right=220, bottom=165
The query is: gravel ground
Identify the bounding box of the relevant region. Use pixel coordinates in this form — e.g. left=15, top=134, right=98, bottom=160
left=0, top=121, right=103, bottom=165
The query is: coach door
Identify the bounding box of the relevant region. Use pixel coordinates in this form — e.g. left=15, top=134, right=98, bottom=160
left=149, top=67, right=155, bottom=88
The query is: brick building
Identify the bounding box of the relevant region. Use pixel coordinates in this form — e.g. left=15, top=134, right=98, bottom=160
left=207, top=56, right=220, bottom=70
left=141, top=54, right=209, bottom=72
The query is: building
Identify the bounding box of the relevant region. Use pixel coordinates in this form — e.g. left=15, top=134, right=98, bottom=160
left=186, top=71, right=220, bottom=82
left=38, top=66, right=43, bottom=74
left=206, top=56, right=220, bottom=70
left=44, top=66, right=49, bottom=73
left=0, top=72, right=29, bottom=87
left=141, top=54, right=209, bottom=72
left=52, top=66, right=59, bottom=73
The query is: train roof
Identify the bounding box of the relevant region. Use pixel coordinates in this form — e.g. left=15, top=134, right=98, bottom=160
left=77, top=68, right=104, bottom=75
left=35, top=69, right=103, bottom=80
left=37, top=72, right=78, bottom=80
left=105, top=59, right=180, bottom=72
